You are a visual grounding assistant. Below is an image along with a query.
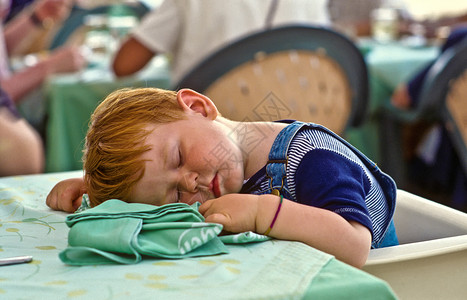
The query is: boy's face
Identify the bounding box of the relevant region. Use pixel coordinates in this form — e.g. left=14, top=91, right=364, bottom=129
left=129, top=113, right=246, bottom=206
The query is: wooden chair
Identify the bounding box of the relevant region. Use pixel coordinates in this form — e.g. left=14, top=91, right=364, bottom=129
left=174, top=25, right=368, bottom=135
left=430, top=39, right=467, bottom=175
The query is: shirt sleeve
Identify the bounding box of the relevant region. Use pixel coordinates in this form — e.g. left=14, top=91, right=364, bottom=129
left=294, top=148, right=373, bottom=233
left=131, top=0, right=182, bottom=53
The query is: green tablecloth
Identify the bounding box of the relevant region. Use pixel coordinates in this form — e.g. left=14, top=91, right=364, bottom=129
left=0, top=171, right=397, bottom=299
left=44, top=57, right=171, bottom=172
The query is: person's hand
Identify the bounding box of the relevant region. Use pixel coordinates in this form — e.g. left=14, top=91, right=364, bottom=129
left=33, top=0, right=73, bottom=24
left=391, top=83, right=412, bottom=110
left=199, top=194, right=260, bottom=233
left=46, top=177, right=86, bottom=212
left=44, top=46, right=87, bottom=74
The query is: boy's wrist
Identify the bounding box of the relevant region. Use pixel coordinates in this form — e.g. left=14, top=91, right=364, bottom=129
left=256, top=194, right=283, bottom=235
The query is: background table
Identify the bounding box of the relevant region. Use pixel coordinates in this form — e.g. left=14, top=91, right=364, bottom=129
left=0, top=171, right=397, bottom=299
left=44, top=57, right=171, bottom=172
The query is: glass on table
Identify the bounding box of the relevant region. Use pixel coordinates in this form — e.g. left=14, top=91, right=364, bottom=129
left=371, top=7, right=400, bottom=43
left=82, top=14, right=116, bottom=68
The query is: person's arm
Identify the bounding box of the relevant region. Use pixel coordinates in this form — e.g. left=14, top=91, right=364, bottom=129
left=3, top=9, right=42, bottom=55
left=0, top=107, right=44, bottom=176
left=199, top=193, right=371, bottom=268
left=2, top=46, right=86, bottom=103
left=4, top=0, right=73, bottom=55
left=112, top=36, right=157, bottom=77
left=46, top=177, right=87, bottom=213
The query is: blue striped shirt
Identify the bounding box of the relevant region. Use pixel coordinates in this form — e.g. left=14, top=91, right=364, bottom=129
left=241, top=127, right=392, bottom=245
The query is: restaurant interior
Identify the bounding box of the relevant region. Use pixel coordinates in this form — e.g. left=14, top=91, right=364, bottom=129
left=1, top=0, right=466, bottom=299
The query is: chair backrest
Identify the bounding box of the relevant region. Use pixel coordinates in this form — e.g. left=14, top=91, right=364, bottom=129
left=417, top=39, right=467, bottom=174
left=174, top=25, right=368, bottom=135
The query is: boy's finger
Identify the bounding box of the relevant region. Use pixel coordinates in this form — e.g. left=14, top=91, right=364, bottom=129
left=58, top=199, right=75, bottom=213
left=72, top=197, right=83, bottom=211
left=198, top=200, right=213, bottom=215
left=204, top=213, right=230, bottom=227
left=45, top=192, right=57, bottom=209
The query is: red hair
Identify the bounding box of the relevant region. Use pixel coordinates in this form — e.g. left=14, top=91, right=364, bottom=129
left=83, top=88, right=186, bottom=206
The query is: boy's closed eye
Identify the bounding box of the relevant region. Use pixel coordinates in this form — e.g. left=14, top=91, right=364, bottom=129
left=169, top=144, right=183, bottom=203
left=175, top=189, right=182, bottom=203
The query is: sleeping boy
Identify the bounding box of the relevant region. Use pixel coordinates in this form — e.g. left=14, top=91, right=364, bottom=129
left=46, top=87, right=398, bottom=268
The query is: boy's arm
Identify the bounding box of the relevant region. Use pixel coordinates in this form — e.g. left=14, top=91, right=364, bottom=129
left=46, top=177, right=86, bottom=213
left=199, top=194, right=371, bottom=268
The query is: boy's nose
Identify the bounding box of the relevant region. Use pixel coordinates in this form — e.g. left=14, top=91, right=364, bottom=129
left=178, top=170, right=199, bottom=193
left=177, top=170, right=208, bottom=204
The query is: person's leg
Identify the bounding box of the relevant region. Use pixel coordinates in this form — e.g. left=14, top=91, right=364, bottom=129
left=0, top=107, right=44, bottom=176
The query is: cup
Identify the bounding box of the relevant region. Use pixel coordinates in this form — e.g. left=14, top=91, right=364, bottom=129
left=371, top=7, right=399, bottom=43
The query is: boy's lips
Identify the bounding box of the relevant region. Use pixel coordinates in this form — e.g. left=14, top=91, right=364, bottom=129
left=210, top=173, right=221, bottom=198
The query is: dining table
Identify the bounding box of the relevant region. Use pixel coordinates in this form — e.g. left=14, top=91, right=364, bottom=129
left=0, top=170, right=398, bottom=299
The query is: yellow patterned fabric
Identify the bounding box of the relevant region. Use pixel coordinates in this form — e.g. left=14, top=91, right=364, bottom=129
left=0, top=171, right=397, bottom=299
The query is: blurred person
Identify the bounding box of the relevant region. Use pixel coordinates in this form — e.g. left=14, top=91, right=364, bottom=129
left=112, top=0, right=331, bottom=84
left=328, top=0, right=410, bottom=38
left=0, top=0, right=87, bottom=104
left=328, top=0, right=466, bottom=39
left=391, top=27, right=467, bottom=109
left=4, top=0, right=34, bottom=22
left=4, top=0, right=65, bottom=54
left=416, top=12, right=467, bottom=40
left=0, top=84, right=44, bottom=176
left=391, top=27, right=467, bottom=211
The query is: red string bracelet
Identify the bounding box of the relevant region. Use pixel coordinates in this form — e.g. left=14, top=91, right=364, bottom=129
left=263, top=194, right=283, bottom=236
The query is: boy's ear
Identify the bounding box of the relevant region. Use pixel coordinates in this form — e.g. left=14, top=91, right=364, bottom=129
left=176, top=89, right=218, bottom=120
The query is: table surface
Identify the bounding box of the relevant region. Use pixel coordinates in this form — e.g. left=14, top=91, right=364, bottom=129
left=0, top=171, right=397, bottom=299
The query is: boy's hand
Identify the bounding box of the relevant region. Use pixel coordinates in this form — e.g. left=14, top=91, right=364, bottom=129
left=46, top=177, right=86, bottom=212
left=199, top=194, right=260, bottom=233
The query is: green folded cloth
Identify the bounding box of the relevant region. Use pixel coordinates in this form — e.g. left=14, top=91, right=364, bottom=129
left=60, top=199, right=270, bottom=265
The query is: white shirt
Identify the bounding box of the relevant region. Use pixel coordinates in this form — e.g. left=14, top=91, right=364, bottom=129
left=131, top=0, right=330, bottom=84
left=0, top=0, right=11, bottom=79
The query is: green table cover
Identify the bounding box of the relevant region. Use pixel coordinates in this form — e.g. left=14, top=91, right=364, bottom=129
left=0, top=171, right=398, bottom=299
